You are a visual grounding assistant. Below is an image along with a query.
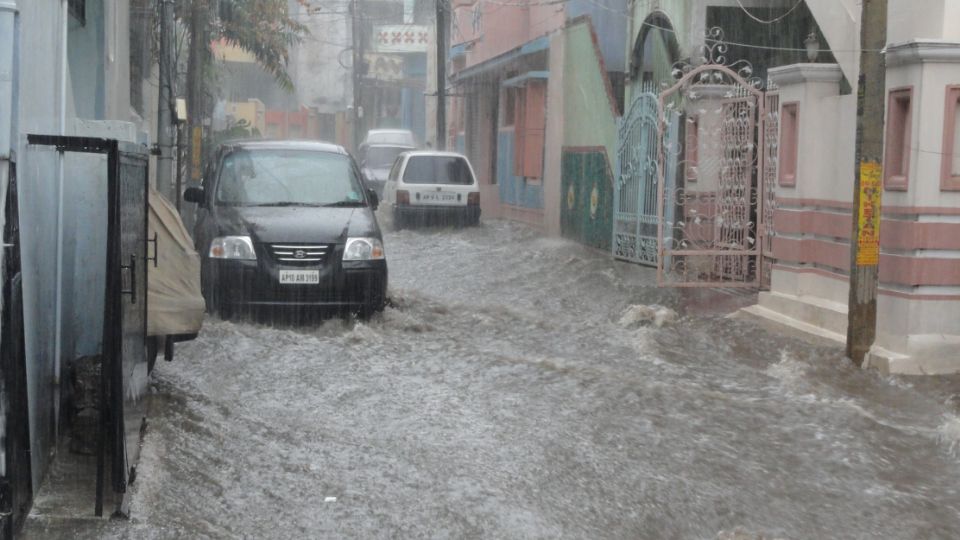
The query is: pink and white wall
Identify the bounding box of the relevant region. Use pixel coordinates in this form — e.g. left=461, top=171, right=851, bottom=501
left=750, top=0, right=960, bottom=374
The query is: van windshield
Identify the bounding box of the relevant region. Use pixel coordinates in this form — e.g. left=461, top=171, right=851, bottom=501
left=365, top=146, right=410, bottom=169
left=216, top=149, right=365, bottom=207
left=402, top=156, right=474, bottom=185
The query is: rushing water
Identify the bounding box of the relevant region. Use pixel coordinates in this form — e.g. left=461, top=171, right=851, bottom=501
left=24, top=221, right=960, bottom=539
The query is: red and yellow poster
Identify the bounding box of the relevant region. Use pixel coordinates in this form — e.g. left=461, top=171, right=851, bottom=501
left=856, top=162, right=882, bottom=266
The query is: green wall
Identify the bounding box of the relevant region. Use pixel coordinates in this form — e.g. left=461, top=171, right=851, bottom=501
left=561, top=150, right=614, bottom=251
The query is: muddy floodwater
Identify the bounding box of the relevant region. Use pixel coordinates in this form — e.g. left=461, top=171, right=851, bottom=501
left=24, top=221, right=960, bottom=539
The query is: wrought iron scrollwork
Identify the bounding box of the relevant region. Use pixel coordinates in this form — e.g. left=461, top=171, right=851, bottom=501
left=668, top=27, right=763, bottom=90
left=657, top=27, right=768, bottom=287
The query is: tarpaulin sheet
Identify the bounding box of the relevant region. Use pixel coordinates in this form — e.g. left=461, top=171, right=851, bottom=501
left=147, top=188, right=205, bottom=336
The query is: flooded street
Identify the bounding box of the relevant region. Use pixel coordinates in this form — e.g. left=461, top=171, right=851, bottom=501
left=26, top=221, right=960, bottom=539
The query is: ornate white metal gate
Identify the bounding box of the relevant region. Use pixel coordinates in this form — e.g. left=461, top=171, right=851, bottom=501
left=614, top=83, right=660, bottom=265
left=656, top=28, right=772, bottom=287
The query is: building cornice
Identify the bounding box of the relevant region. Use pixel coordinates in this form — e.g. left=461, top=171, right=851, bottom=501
left=768, top=63, right=844, bottom=87
left=885, top=40, right=960, bottom=67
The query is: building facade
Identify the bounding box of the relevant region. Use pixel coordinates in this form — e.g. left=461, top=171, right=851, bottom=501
left=751, top=0, right=960, bottom=374
left=2, top=0, right=160, bottom=531
left=445, top=0, right=960, bottom=374
left=447, top=0, right=627, bottom=231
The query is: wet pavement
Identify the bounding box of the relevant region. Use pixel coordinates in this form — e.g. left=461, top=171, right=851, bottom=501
left=23, top=221, right=960, bottom=539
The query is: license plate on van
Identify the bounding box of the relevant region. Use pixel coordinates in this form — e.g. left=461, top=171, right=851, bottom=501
left=279, top=269, right=320, bottom=284
left=420, top=192, right=457, bottom=203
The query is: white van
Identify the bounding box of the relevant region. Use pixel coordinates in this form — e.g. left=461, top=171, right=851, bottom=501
left=381, top=151, right=481, bottom=228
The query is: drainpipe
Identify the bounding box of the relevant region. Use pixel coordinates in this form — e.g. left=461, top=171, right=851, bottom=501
left=53, top=0, right=68, bottom=439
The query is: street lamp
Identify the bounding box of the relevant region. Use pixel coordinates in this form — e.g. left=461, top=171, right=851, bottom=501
left=804, top=31, right=820, bottom=62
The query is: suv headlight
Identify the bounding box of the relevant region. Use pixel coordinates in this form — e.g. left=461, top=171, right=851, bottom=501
left=209, top=236, right=257, bottom=260
left=343, top=237, right=385, bottom=261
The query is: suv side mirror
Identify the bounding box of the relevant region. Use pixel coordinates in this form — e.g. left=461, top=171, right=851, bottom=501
left=183, top=186, right=206, bottom=205
left=366, top=188, right=379, bottom=210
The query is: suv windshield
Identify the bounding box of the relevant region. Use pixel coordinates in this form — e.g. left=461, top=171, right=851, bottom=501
left=366, top=131, right=414, bottom=146
left=402, top=156, right=474, bottom=185
left=365, top=146, right=410, bottom=169
left=216, top=149, right=365, bottom=206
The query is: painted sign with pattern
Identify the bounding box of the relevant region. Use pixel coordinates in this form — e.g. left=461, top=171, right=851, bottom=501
left=372, top=25, right=431, bottom=53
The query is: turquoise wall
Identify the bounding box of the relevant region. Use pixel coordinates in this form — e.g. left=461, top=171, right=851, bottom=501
left=497, top=130, right=544, bottom=209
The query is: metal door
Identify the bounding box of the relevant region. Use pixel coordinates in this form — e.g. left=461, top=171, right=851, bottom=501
left=614, top=83, right=660, bottom=265
left=107, top=147, right=150, bottom=514
left=657, top=28, right=768, bottom=287
left=25, top=135, right=150, bottom=517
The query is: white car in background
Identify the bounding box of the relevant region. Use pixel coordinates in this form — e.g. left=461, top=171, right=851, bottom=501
left=360, top=143, right=416, bottom=197
left=381, top=151, right=481, bottom=228
left=361, top=129, right=417, bottom=150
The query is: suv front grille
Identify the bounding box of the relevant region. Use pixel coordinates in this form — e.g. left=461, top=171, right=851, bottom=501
left=267, top=243, right=332, bottom=265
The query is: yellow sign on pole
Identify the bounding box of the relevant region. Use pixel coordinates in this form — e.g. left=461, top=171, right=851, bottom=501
left=856, top=162, right=882, bottom=266
left=191, top=126, right=203, bottom=181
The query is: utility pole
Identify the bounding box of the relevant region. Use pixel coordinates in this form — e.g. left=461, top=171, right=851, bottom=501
left=186, top=1, right=210, bottom=191
left=435, top=0, right=446, bottom=150
left=846, top=0, right=888, bottom=365
left=351, top=0, right=363, bottom=152
left=156, top=0, right=176, bottom=202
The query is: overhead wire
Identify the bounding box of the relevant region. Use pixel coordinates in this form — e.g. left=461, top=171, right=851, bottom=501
left=461, top=0, right=883, bottom=55
left=734, top=0, right=804, bottom=25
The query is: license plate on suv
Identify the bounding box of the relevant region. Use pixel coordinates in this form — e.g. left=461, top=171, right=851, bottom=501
left=279, top=269, right=320, bottom=285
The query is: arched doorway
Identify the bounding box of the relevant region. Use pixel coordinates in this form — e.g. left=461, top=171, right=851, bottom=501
left=630, top=12, right=681, bottom=92
left=614, top=12, right=682, bottom=266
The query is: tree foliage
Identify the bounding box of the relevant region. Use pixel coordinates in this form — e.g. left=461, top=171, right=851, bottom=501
left=178, top=0, right=308, bottom=92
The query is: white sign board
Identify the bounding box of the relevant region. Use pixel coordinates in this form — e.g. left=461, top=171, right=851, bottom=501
left=366, top=54, right=405, bottom=81
left=372, top=25, right=432, bottom=53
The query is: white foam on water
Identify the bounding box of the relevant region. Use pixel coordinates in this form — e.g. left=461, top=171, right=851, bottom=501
left=617, top=304, right=678, bottom=329
left=716, top=527, right=788, bottom=540
left=765, top=349, right=807, bottom=386
left=937, top=414, right=960, bottom=459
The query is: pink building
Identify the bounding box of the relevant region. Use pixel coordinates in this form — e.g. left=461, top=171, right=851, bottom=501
left=447, top=0, right=627, bottom=229
left=263, top=106, right=336, bottom=141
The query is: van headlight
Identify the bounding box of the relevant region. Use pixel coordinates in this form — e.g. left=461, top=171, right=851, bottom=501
left=209, top=236, right=257, bottom=260
left=343, top=237, right=385, bottom=261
